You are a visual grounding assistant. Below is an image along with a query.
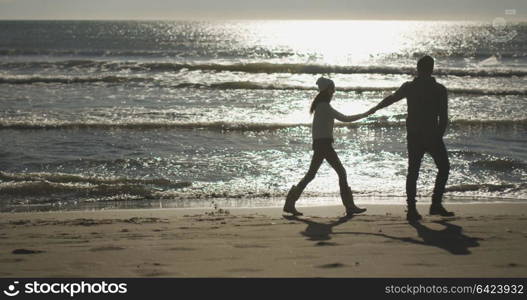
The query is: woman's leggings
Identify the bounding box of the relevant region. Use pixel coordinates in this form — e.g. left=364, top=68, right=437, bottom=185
left=296, top=140, right=349, bottom=195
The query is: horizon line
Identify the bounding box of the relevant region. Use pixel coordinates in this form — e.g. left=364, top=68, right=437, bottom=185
left=1, top=17, right=526, bottom=22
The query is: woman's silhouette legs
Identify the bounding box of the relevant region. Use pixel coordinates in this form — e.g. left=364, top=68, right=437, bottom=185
left=285, top=143, right=365, bottom=215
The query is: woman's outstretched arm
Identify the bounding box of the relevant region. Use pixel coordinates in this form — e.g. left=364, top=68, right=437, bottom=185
left=331, top=107, right=374, bottom=123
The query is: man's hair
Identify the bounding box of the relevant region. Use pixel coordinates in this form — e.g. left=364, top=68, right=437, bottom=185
left=417, top=55, right=434, bottom=75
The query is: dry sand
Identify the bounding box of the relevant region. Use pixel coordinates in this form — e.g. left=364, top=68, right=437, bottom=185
left=0, top=203, right=526, bottom=277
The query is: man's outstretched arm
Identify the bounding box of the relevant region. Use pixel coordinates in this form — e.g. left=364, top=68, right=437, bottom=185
left=367, top=82, right=408, bottom=114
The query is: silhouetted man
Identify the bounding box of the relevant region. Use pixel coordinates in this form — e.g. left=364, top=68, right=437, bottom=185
left=368, top=56, right=454, bottom=221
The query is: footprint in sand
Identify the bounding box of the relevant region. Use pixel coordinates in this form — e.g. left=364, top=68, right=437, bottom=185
left=135, top=263, right=173, bottom=277
left=232, top=244, right=267, bottom=249
left=498, top=263, right=524, bottom=268
left=404, top=262, right=437, bottom=267
left=12, top=249, right=44, bottom=255
left=315, top=241, right=338, bottom=246
left=317, top=263, right=345, bottom=269
left=89, top=246, right=125, bottom=252
left=167, top=247, right=196, bottom=251
left=135, top=269, right=172, bottom=277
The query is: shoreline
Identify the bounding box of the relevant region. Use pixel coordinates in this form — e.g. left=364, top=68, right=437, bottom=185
left=3, top=194, right=527, bottom=214
left=1, top=203, right=526, bottom=277
left=3, top=201, right=527, bottom=215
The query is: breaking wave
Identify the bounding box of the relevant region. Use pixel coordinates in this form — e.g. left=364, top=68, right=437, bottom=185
left=2, top=76, right=527, bottom=96
left=2, top=60, right=527, bottom=77
left=445, top=183, right=527, bottom=193
left=0, top=119, right=525, bottom=131
left=0, top=171, right=191, bottom=199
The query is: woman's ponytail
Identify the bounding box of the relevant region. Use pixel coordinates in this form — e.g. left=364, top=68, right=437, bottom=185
left=311, top=77, right=335, bottom=114
left=310, top=88, right=333, bottom=114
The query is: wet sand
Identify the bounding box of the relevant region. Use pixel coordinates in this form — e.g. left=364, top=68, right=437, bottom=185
left=0, top=203, right=526, bottom=277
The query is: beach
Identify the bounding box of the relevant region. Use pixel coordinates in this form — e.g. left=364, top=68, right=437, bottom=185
left=1, top=202, right=526, bottom=277
left=0, top=20, right=526, bottom=279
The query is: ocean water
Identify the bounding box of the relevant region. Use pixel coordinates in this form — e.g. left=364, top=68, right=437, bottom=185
left=0, top=20, right=526, bottom=212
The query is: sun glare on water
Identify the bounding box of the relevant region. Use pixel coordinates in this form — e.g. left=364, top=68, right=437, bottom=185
left=240, top=20, right=431, bottom=65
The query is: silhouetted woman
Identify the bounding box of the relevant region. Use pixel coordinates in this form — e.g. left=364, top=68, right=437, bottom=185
left=284, top=77, right=370, bottom=216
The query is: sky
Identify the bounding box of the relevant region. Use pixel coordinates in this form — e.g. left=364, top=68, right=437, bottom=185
left=0, top=0, right=525, bottom=21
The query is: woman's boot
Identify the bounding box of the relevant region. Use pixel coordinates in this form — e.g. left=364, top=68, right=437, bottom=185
left=341, top=186, right=366, bottom=216
left=283, top=185, right=303, bottom=216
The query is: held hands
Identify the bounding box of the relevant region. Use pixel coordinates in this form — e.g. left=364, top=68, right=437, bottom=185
left=358, top=107, right=377, bottom=119
left=347, top=106, right=378, bottom=122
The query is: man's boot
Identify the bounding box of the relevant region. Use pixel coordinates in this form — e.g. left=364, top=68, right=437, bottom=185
left=406, top=201, right=422, bottom=222
left=429, top=196, right=454, bottom=216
